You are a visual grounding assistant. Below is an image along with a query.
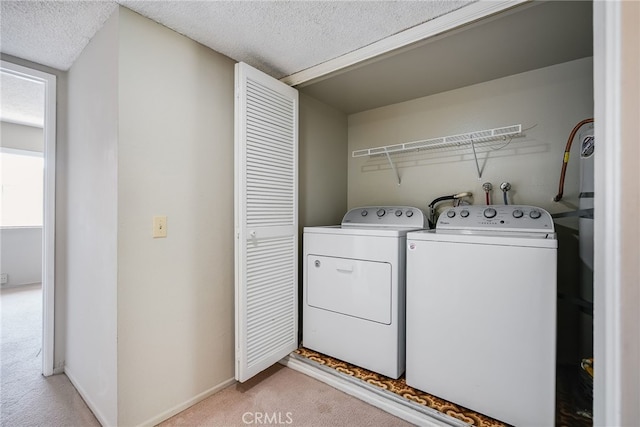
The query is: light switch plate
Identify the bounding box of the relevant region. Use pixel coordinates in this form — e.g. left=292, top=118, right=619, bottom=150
left=153, top=216, right=167, bottom=238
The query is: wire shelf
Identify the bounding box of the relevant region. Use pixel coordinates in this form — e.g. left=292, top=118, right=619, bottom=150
left=351, top=124, right=522, bottom=184
left=352, top=124, right=522, bottom=158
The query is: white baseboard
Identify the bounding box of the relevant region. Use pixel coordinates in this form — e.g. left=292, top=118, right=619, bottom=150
left=136, top=377, right=237, bottom=427
left=66, top=356, right=461, bottom=427
left=64, top=367, right=114, bottom=427
left=65, top=368, right=236, bottom=427
left=281, top=355, right=465, bottom=427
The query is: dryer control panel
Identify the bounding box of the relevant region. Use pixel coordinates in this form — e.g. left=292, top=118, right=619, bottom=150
left=437, top=205, right=554, bottom=233
left=342, top=206, right=426, bottom=228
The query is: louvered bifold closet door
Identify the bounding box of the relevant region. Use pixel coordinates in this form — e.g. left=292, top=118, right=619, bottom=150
left=234, top=62, right=299, bottom=382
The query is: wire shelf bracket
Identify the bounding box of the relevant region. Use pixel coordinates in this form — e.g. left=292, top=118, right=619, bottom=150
left=352, top=124, right=522, bottom=182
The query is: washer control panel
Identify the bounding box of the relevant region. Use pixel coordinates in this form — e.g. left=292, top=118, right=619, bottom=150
left=436, top=205, right=554, bottom=232
left=342, top=206, right=426, bottom=228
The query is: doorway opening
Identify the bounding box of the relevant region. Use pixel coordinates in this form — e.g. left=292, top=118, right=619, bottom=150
left=0, top=60, right=56, bottom=377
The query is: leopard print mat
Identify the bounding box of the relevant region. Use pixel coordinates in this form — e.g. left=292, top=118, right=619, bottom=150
left=294, top=348, right=592, bottom=427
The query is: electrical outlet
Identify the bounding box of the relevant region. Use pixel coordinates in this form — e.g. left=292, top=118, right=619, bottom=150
left=0, top=273, right=8, bottom=284
left=153, top=216, right=167, bottom=238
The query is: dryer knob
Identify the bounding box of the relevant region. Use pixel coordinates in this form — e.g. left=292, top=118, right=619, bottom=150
left=512, top=209, right=524, bottom=218
left=406, top=210, right=414, bottom=217
left=446, top=210, right=456, bottom=218
left=376, top=209, right=386, bottom=217
left=361, top=210, right=368, bottom=217
left=483, top=208, right=497, bottom=218
left=460, top=209, right=470, bottom=218
left=529, top=209, right=542, bottom=219
left=395, top=210, right=403, bottom=217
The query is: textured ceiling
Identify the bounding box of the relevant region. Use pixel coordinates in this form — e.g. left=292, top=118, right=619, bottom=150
left=0, top=1, right=119, bottom=73
left=0, top=0, right=473, bottom=78
left=118, top=0, right=472, bottom=79
left=0, top=0, right=474, bottom=127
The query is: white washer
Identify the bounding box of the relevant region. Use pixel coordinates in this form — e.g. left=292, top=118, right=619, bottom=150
left=303, top=206, right=426, bottom=379
left=406, top=205, right=557, bottom=426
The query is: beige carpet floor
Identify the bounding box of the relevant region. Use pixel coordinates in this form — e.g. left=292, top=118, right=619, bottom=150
left=160, top=364, right=412, bottom=427
left=0, top=284, right=100, bottom=427
left=2, top=284, right=411, bottom=427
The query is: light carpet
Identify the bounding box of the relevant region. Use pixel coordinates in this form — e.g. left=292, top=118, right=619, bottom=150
left=2, top=284, right=410, bottom=427
left=1, top=284, right=100, bottom=427
left=160, top=364, right=412, bottom=427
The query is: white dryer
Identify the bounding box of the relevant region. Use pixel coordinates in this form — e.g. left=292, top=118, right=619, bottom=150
left=303, top=206, right=426, bottom=379
left=405, top=205, right=557, bottom=426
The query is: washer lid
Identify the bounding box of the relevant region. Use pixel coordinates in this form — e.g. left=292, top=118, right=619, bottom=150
left=407, top=229, right=557, bottom=249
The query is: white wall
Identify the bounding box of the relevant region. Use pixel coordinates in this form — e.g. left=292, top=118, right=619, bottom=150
left=347, top=57, right=594, bottom=218
left=299, top=93, right=348, bottom=228
left=65, top=9, right=119, bottom=426
left=116, top=8, right=235, bottom=426
left=0, top=228, right=41, bottom=286
left=617, top=1, right=639, bottom=422
left=593, top=2, right=640, bottom=423
left=58, top=12, right=351, bottom=424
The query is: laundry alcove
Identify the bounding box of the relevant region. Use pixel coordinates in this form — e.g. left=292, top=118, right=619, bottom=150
left=237, top=1, right=595, bottom=425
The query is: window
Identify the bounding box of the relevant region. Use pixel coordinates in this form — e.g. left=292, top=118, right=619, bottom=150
left=0, top=149, right=44, bottom=227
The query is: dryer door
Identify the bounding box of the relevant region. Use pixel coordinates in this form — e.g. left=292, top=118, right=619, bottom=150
left=307, top=255, right=392, bottom=324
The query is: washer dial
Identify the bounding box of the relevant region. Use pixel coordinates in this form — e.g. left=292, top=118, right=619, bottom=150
left=483, top=208, right=497, bottom=218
